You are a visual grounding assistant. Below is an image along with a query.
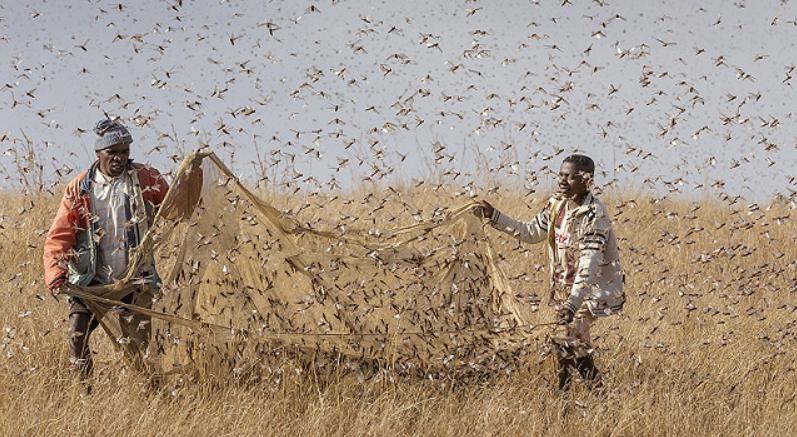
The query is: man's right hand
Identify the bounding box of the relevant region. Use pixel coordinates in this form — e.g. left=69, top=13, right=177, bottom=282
left=557, top=305, right=576, bottom=325
left=474, top=200, right=495, bottom=220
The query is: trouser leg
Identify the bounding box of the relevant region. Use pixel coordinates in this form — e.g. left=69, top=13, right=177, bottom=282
left=551, top=307, right=598, bottom=391
left=551, top=324, right=576, bottom=392
left=557, top=355, right=576, bottom=391
left=571, top=313, right=604, bottom=390
left=68, top=310, right=99, bottom=378
left=576, top=355, right=603, bottom=389
left=118, top=288, right=153, bottom=370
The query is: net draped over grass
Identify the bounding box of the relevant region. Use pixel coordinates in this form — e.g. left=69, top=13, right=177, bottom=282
left=61, top=149, right=547, bottom=379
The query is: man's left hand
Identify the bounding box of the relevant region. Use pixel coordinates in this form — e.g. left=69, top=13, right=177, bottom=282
left=557, top=305, right=575, bottom=324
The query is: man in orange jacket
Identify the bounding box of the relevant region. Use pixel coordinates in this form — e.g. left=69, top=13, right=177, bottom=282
left=43, top=119, right=169, bottom=377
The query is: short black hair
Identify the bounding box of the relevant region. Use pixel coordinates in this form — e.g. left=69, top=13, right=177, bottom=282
left=563, top=154, right=595, bottom=174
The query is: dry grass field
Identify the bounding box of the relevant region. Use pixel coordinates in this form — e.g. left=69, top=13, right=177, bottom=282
left=1, top=187, right=795, bottom=436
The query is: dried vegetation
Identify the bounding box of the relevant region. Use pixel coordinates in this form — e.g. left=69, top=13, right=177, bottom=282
left=1, top=187, right=795, bottom=436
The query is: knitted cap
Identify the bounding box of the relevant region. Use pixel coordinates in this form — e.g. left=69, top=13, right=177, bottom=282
left=94, top=119, right=133, bottom=150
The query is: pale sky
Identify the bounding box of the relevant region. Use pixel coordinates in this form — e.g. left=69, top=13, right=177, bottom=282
left=1, top=0, right=796, bottom=201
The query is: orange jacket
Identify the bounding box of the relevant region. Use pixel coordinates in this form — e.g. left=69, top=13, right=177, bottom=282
left=43, top=161, right=169, bottom=289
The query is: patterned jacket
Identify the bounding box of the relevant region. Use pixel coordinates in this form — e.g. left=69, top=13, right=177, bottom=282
left=490, top=192, right=625, bottom=317
left=43, top=161, right=169, bottom=290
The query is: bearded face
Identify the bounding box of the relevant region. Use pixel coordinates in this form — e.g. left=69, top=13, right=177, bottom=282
left=96, top=143, right=130, bottom=177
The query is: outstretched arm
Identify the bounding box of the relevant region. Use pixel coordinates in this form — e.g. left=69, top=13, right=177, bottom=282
left=479, top=200, right=551, bottom=244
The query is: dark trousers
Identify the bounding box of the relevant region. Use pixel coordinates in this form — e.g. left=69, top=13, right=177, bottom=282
left=557, top=354, right=603, bottom=391
left=68, top=290, right=151, bottom=377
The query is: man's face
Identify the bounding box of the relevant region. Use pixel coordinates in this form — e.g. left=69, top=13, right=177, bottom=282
left=96, top=142, right=130, bottom=177
left=557, top=161, right=591, bottom=199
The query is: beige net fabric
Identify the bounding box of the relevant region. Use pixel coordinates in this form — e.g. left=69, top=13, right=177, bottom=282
left=64, top=150, right=544, bottom=379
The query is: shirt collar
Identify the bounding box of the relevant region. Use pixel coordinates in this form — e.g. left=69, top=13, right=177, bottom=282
left=93, top=168, right=128, bottom=185
left=572, top=192, right=594, bottom=216
left=553, top=191, right=594, bottom=216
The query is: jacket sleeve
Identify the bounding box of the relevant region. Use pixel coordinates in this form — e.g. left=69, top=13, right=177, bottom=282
left=42, top=186, right=78, bottom=289
left=564, top=207, right=612, bottom=312
left=489, top=203, right=550, bottom=244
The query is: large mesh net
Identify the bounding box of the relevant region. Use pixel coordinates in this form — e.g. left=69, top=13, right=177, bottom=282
left=63, top=150, right=547, bottom=380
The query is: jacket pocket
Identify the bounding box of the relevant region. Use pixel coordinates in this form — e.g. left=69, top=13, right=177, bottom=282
left=67, top=232, right=95, bottom=286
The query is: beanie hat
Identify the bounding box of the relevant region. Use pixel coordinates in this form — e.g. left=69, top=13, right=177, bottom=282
left=94, top=119, right=133, bottom=150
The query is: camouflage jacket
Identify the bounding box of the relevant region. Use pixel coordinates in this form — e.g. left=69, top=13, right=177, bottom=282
left=490, top=192, right=625, bottom=317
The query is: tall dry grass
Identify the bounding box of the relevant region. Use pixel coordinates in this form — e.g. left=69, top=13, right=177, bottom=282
left=1, top=187, right=795, bottom=436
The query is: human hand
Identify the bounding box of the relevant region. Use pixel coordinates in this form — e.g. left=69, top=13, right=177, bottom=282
left=557, top=304, right=575, bottom=325
left=474, top=200, right=495, bottom=220
left=49, top=277, right=65, bottom=296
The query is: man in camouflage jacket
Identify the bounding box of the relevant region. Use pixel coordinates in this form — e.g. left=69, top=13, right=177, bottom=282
left=477, top=154, right=624, bottom=391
